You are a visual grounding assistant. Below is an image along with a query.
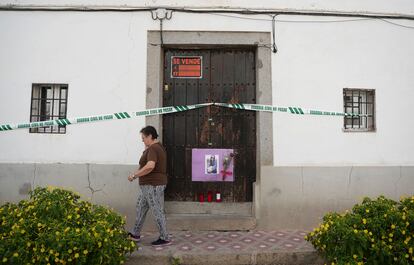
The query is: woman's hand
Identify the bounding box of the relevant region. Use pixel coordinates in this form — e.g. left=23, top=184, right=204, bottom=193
left=128, top=174, right=135, bottom=182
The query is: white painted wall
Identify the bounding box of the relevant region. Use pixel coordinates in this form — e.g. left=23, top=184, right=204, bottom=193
left=273, top=16, right=414, bottom=165
left=0, top=12, right=154, bottom=164
left=1, top=1, right=414, bottom=165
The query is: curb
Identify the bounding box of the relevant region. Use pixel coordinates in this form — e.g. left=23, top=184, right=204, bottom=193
left=125, top=249, right=325, bottom=265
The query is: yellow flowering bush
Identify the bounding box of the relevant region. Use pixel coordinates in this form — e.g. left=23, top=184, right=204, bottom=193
left=0, top=186, right=136, bottom=264
left=306, top=195, right=414, bottom=265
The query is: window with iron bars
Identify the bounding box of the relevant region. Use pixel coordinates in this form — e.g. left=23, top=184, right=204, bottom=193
left=30, top=84, right=68, bottom=134
left=343, top=88, right=375, bottom=131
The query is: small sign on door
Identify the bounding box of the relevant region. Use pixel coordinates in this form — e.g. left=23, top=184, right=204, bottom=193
left=171, top=56, right=202, bottom=78
left=192, top=148, right=234, bottom=182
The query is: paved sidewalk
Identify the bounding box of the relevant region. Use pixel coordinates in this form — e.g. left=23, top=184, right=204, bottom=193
left=125, top=230, right=325, bottom=265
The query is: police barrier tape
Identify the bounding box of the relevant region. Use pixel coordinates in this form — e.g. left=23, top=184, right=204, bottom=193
left=0, top=102, right=368, bottom=132
left=0, top=103, right=212, bottom=132
left=215, top=103, right=370, bottom=117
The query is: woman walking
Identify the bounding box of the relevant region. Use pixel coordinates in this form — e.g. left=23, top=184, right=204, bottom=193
left=128, top=126, right=171, bottom=246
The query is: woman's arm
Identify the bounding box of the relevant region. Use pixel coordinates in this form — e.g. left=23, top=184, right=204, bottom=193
left=128, top=161, right=155, bottom=181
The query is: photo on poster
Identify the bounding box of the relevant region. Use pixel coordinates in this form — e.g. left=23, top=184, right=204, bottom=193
left=192, top=148, right=234, bottom=182
left=205, top=155, right=219, bottom=175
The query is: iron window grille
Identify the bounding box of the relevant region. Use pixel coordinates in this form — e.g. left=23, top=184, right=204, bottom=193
left=343, top=88, right=375, bottom=132
left=30, top=84, right=68, bottom=134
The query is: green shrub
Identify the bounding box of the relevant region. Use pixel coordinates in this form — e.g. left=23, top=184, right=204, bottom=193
left=306, top=195, right=414, bottom=265
left=0, top=186, right=136, bottom=264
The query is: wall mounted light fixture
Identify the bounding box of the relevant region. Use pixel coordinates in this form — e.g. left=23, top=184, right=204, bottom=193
left=151, top=8, right=173, bottom=47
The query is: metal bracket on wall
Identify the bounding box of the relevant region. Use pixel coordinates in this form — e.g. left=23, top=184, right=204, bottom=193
left=151, top=8, right=173, bottom=47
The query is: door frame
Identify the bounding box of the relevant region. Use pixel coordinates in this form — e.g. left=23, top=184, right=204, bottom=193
left=145, top=31, right=273, bottom=217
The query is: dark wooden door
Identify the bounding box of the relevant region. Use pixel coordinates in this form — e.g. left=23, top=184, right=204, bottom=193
left=163, top=48, right=256, bottom=202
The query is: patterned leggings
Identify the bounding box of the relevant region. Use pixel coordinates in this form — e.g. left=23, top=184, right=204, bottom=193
left=133, top=185, right=169, bottom=240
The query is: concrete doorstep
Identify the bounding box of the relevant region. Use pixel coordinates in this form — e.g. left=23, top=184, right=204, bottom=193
left=142, top=214, right=257, bottom=232
left=140, top=202, right=256, bottom=232
left=124, top=230, right=325, bottom=265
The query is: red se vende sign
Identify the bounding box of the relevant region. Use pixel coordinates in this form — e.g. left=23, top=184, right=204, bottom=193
left=171, top=56, right=202, bottom=78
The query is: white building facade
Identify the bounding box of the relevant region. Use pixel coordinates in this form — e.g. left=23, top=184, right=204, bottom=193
left=1, top=0, right=414, bottom=230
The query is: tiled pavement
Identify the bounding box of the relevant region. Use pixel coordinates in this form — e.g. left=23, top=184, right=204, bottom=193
left=139, top=230, right=313, bottom=253
left=125, top=230, right=324, bottom=265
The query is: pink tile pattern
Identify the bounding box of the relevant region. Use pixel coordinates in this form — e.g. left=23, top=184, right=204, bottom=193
left=135, top=230, right=314, bottom=254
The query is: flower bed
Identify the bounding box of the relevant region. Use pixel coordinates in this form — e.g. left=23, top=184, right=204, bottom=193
left=0, top=186, right=136, bottom=264
left=306, top=195, right=414, bottom=265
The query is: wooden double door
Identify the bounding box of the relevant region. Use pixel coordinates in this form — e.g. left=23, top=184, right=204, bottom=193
left=162, top=48, right=256, bottom=202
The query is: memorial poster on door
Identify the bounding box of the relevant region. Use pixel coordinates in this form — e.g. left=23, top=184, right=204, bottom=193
left=191, top=148, right=234, bottom=182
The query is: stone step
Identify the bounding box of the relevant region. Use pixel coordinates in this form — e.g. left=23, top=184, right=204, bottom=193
left=142, top=214, right=257, bottom=232
left=126, top=250, right=323, bottom=265
left=165, top=202, right=252, bottom=216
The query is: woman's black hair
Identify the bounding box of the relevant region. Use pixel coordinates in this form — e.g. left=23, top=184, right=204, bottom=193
left=140, top=126, right=159, bottom=139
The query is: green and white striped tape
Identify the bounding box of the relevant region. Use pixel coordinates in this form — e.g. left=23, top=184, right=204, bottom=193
left=215, top=103, right=369, bottom=117
left=0, top=102, right=368, bottom=133
left=0, top=103, right=212, bottom=132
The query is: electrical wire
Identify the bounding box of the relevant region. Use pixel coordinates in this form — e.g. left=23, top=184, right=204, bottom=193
left=379, top=19, right=414, bottom=29
left=2, top=5, right=414, bottom=29
left=277, top=18, right=374, bottom=23
left=2, top=5, right=414, bottom=21
left=209, top=12, right=414, bottom=29
left=210, top=12, right=375, bottom=23
left=271, top=15, right=278, bottom=53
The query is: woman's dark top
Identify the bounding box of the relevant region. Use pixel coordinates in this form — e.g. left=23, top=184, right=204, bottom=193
left=138, top=143, right=167, bottom=186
